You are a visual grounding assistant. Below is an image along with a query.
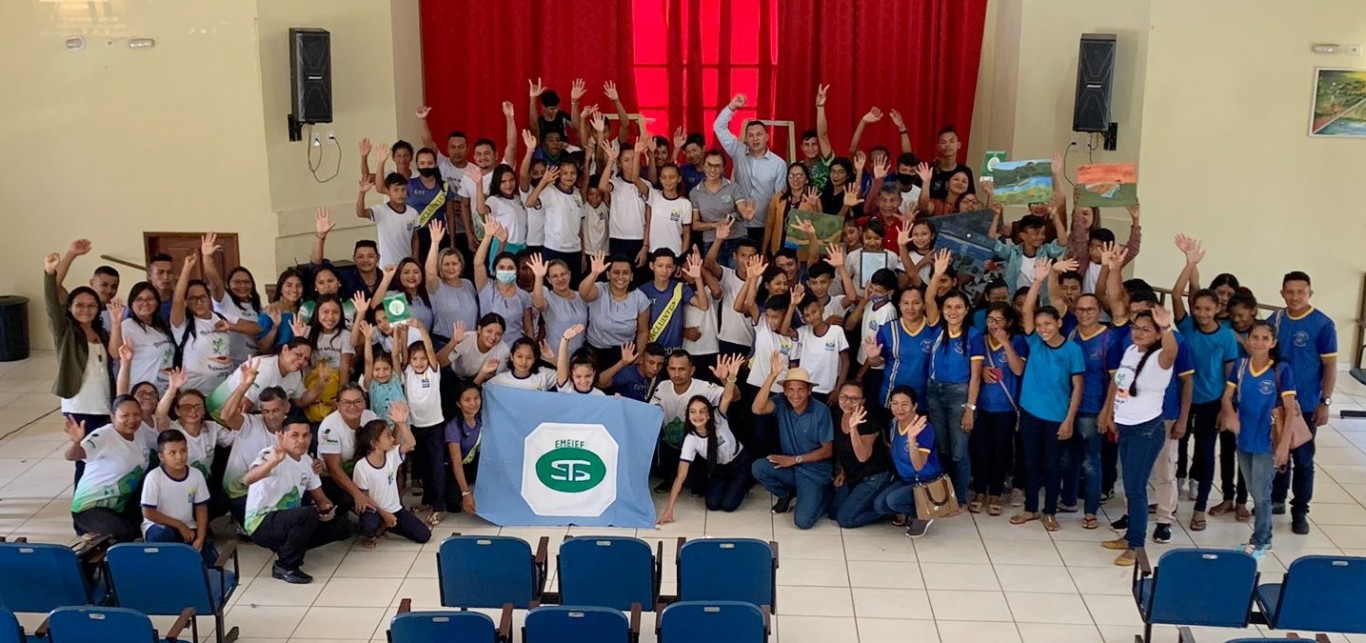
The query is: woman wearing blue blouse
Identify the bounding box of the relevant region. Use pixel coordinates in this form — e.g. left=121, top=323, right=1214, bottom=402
left=872, top=386, right=943, bottom=538
left=968, top=302, right=1026, bottom=516
left=1219, top=321, right=1297, bottom=559
left=924, top=251, right=982, bottom=504
left=1012, top=260, right=1084, bottom=532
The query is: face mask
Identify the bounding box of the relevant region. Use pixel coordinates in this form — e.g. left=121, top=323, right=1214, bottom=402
left=870, top=295, right=889, bottom=306
left=495, top=270, right=517, bottom=284
left=896, top=173, right=916, bottom=186
left=418, top=167, right=439, bottom=179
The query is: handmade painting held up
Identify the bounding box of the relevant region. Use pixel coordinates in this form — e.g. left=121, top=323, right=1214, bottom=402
left=1310, top=68, right=1366, bottom=138
left=990, top=159, right=1052, bottom=205
left=1076, top=164, right=1138, bottom=207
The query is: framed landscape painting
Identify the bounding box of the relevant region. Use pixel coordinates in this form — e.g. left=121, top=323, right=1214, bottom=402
left=1310, top=68, right=1366, bottom=138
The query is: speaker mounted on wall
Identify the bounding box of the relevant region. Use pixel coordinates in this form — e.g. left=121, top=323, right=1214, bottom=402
left=1072, top=33, right=1117, bottom=148
left=288, top=28, right=332, bottom=142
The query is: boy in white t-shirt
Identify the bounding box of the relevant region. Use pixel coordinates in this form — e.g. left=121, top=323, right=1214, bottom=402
left=645, top=174, right=693, bottom=254
left=787, top=288, right=849, bottom=396
left=141, top=429, right=217, bottom=566
left=581, top=182, right=610, bottom=258
left=358, top=174, right=419, bottom=268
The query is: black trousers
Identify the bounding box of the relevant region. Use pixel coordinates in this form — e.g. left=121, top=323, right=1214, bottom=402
left=250, top=506, right=354, bottom=570
left=413, top=424, right=449, bottom=512
left=358, top=507, right=432, bottom=543
left=71, top=507, right=140, bottom=543
left=971, top=410, right=1016, bottom=497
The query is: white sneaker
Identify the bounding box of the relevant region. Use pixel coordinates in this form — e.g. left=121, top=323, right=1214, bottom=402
left=1186, top=478, right=1198, bottom=501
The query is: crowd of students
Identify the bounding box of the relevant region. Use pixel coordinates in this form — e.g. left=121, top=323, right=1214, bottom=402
left=40, top=80, right=1336, bottom=583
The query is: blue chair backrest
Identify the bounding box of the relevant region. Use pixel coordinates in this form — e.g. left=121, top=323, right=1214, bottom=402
left=47, top=606, right=157, bottom=643
left=106, top=543, right=215, bottom=616
left=1146, top=549, right=1257, bottom=628
left=389, top=610, right=496, bottom=643
left=678, top=539, right=773, bottom=608
left=437, top=536, right=535, bottom=609
left=559, top=536, right=655, bottom=611
left=0, top=543, right=92, bottom=612
left=0, top=607, right=24, bottom=643
left=659, top=601, right=766, bottom=643
left=523, top=606, right=628, bottom=643
left=1273, top=555, right=1366, bottom=633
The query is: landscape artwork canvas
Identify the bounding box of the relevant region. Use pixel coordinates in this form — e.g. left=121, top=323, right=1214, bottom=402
left=1310, top=68, right=1366, bottom=138
left=1075, top=163, right=1138, bottom=207
left=990, top=159, right=1052, bottom=205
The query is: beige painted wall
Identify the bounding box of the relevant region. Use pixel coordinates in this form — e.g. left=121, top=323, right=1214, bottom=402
left=1, top=0, right=423, bottom=346
left=1137, top=0, right=1366, bottom=355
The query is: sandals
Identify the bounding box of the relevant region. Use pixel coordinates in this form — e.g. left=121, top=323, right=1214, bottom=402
left=988, top=496, right=1003, bottom=517
left=968, top=501, right=983, bottom=514
left=426, top=511, right=444, bottom=527
left=1010, top=512, right=1039, bottom=525
left=361, top=537, right=380, bottom=550
left=891, top=514, right=909, bottom=527
left=1190, top=514, right=1207, bottom=532
left=1082, top=515, right=1099, bottom=530
left=1235, top=505, right=1252, bottom=523
left=1042, top=515, right=1062, bottom=532
left=1209, top=500, right=1235, bottom=517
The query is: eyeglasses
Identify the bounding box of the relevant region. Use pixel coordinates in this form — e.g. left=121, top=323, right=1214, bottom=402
left=838, top=394, right=864, bottom=403
left=703, top=163, right=725, bottom=169
left=186, top=295, right=209, bottom=303
left=177, top=404, right=204, bottom=412
left=339, top=398, right=366, bottom=407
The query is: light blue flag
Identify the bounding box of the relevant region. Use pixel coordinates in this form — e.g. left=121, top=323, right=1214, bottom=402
left=475, top=386, right=663, bottom=528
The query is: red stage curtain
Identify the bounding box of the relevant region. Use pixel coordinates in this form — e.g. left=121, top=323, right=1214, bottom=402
left=774, top=0, right=989, bottom=164
left=418, top=0, right=640, bottom=148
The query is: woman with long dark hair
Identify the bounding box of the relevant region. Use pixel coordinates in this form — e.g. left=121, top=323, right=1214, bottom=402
left=924, top=251, right=982, bottom=507
left=968, top=302, right=1026, bottom=517
left=171, top=254, right=235, bottom=395
left=657, top=355, right=752, bottom=524
left=762, top=162, right=822, bottom=255
left=117, top=281, right=174, bottom=394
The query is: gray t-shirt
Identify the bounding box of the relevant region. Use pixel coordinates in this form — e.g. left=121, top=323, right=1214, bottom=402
left=585, top=283, right=651, bottom=349
left=447, top=333, right=511, bottom=379
left=689, top=180, right=747, bottom=244
left=431, top=279, right=479, bottom=337
left=478, top=283, right=533, bottom=345
left=542, top=291, right=588, bottom=356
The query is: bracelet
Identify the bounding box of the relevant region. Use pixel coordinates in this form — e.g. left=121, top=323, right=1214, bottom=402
left=461, top=490, right=472, bottom=496
left=898, top=129, right=908, bottom=134
left=726, top=377, right=738, bottom=383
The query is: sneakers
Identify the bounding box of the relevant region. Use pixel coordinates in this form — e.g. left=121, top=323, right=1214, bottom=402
left=272, top=563, right=314, bottom=584
left=1272, top=502, right=1287, bottom=515
left=1242, top=543, right=1274, bottom=560
left=1057, top=503, right=1079, bottom=514
left=1292, top=515, right=1310, bottom=535
left=1153, top=523, right=1172, bottom=544
left=771, top=496, right=793, bottom=514
left=1110, top=515, right=1129, bottom=532
left=1186, top=478, right=1198, bottom=501
left=1100, top=490, right=1114, bottom=504
left=905, top=519, right=934, bottom=538
left=1009, top=489, right=1024, bottom=507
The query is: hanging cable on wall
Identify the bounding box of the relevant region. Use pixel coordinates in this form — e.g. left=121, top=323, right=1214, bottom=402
left=306, top=123, right=342, bottom=183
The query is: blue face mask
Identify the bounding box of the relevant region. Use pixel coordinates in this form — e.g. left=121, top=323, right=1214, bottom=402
left=495, top=269, right=517, bottom=284
left=870, top=295, right=889, bottom=306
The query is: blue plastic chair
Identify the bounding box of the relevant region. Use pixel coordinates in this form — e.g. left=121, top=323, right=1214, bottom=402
left=1175, top=626, right=1332, bottom=643
left=0, top=542, right=103, bottom=615
left=105, top=542, right=240, bottom=643
left=676, top=538, right=778, bottom=613
left=658, top=601, right=768, bottom=643
left=437, top=535, right=547, bottom=609
left=522, top=606, right=634, bottom=643
left=47, top=606, right=193, bottom=643
left=1131, top=548, right=1259, bottom=643
left=557, top=536, right=661, bottom=612
left=0, top=607, right=31, bottom=643
left=1256, top=554, right=1366, bottom=634
left=387, top=598, right=510, bottom=643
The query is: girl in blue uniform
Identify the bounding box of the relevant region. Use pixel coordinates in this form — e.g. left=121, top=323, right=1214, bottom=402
left=968, top=302, right=1026, bottom=516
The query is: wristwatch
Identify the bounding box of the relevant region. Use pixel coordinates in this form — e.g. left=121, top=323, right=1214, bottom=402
left=1321, top=397, right=1333, bottom=406
left=795, top=455, right=805, bottom=464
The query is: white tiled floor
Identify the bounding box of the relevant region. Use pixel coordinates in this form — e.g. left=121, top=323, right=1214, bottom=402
left=5, top=351, right=1366, bottom=642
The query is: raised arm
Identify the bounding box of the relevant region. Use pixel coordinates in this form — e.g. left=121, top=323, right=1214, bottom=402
left=472, top=218, right=502, bottom=292
left=1047, top=257, right=1078, bottom=311
left=815, top=84, right=833, bottom=158
left=416, top=106, right=437, bottom=151
left=528, top=253, right=550, bottom=311
left=155, top=369, right=186, bottom=431
left=889, top=109, right=913, bottom=154
left=501, top=101, right=518, bottom=167
left=1152, top=306, right=1178, bottom=370
left=1100, top=242, right=1130, bottom=324
left=579, top=251, right=606, bottom=302
left=1170, top=234, right=1204, bottom=322
left=915, top=162, right=933, bottom=214
left=847, top=107, right=882, bottom=156
left=683, top=253, right=709, bottom=310
left=1122, top=203, right=1143, bottom=265
left=199, top=233, right=227, bottom=302
left=218, top=360, right=259, bottom=430
left=54, top=239, right=92, bottom=304
left=555, top=325, right=584, bottom=387
left=1020, top=258, right=1054, bottom=335
left=603, top=81, right=632, bottom=142
left=596, top=341, right=637, bottom=389
left=712, top=94, right=746, bottom=158
left=423, top=220, right=445, bottom=294
left=751, top=351, right=785, bottom=416
left=518, top=129, right=536, bottom=193
left=356, top=176, right=375, bottom=220
left=923, top=249, right=951, bottom=326
left=170, top=254, right=196, bottom=330
left=527, top=78, right=543, bottom=137
left=524, top=164, right=557, bottom=210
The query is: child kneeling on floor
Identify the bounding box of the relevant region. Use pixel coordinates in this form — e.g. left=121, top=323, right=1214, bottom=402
left=141, top=429, right=218, bottom=566
left=353, top=401, right=431, bottom=547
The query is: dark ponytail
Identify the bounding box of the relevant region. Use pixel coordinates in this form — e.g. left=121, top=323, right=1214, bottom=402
left=1127, top=312, right=1160, bottom=396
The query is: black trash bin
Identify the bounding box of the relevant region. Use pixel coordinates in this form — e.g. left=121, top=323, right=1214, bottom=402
left=0, top=296, right=30, bottom=362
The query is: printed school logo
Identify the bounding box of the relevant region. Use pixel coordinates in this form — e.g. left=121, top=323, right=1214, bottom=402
left=1258, top=379, right=1276, bottom=395
left=522, top=422, right=618, bottom=517
left=920, top=339, right=934, bottom=354
left=1293, top=331, right=1310, bottom=348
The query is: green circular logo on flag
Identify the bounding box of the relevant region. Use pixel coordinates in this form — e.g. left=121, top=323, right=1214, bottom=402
left=521, top=422, right=618, bottom=517
left=534, top=447, right=607, bottom=493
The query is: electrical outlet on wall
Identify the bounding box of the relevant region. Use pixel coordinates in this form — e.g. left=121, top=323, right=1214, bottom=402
left=327, top=131, right=335, bottom=140
left=1348, top=44, right=1362, bottom=57
left=311, top=134, right=321, bottom=147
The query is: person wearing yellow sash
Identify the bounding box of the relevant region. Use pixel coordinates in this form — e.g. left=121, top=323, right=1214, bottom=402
left=639, top=248, right=710, bottom=352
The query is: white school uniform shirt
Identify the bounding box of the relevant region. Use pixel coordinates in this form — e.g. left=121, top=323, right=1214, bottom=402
left=175, top=315, right=235, bottom=394
left=857, top=302, right=899, bottom=366
left=312, top=329, right=355, bottom=371
left=243, top=448, right=321, bottom=534
left=537, top=187, right=585, bottom=252
left=898, top=186, right=923, bottom=216
left=796, top=324, right=848, bottom=394
left=216, top=355, right=305, bottom=409
left=369, top=202, right=419, bottom=267
left=447, top=334, right=511, bottom=379
left=523, top=186, right=546, bottom=246
left=646, top=188, right=693, bottom=253
left=683, top=287, right=720, bottom=356
left=680, top=423, right=741, bottom=466
left=489, top=369, right=559, bottom=392
left=747, top=323, right=798, bottom=392
left=121, top=318, right=174, bottom=393
left=318, top=410, right=380, bottom=464
left=172, top=420, right=234, bottom=477
left=486, top=195, right=528, bottom=245
left=61, top=342, right=110, bottom=415
left=353, top=447, right=405, bottom=513
left=403, top=366, right=443, bottom=428
left=650, top=379, right=725, bottom=448
left=70, top=425, right=151, bottom=513
left=213, top=294, right=261, bottom=367
left=608, top=176, right=646, bottom=240
left=823, top=294, right=851, bottom=322
left=140, top=465, right=211, bottom=535
left=1018, top=254, right=1040, bottom=292
left=1084, top=262, right=1102, bottom=295
left=581, top=201, right=610, bottom=255
left=717, top=267, right=756, bottom=346
left=559, top=385, right=606, bottom=396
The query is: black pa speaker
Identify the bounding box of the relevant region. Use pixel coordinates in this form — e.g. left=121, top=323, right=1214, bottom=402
left=1072, top=33, right=1116, bottom=133
left=290, top=28, right=332, bottom=124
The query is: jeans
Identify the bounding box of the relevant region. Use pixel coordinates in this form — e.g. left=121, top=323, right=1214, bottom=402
left=358, top=507, right=432, bottom=543
left=703, top=452, right=756, bottom=512
left=1188, top=400, right=1221, bottom=512
left=1272, top=423, right=1317, bottom=517
left=144, top=524, right=220, bottom=567
left=1239, top=450, right=1276, bottom=547
left=970, top=410, right=1015, bottom=497
left=1118, top=416, right=1169, bottom=550
left=751, top=460, right=831, bottom=530
left=872, top=479, right=918, bottom=517
left=249, top=506, right=354, bottom=570
left=1220, top=432, right=1248, bottom=504
left=1102, top=436, right=1119, bottom=495
left=1019, top=411, right=1064, bottom=514
left=829, top=472, right=895, bottom=528
left=1060, top=413, right=1103, bottom=515
left=927, top=380, right=971, bottom=501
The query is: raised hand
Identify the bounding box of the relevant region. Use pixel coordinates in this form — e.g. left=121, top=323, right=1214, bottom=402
left=375, top=144, right=390, bottom=165
left=359, top=177, right=374, bottom=193
left=746, top=254, right=769, bottom=279
left=915, top=162, right=933, bottom=184
left=849, top=404, right=867, bottom=427
left=483, top=216, right=505, bottom=241
left=351, top=292, right=370, bottom=316
left=790, top=282, right=807, bottom=302
left=862, top=336, right=883, bottom=358
left=64, top=416, right=86, bottom=444
left=428, top=219, right=446, bottom=242
left=872, top=157, right=890, bottom=179
left=896, top=222, right=912, bottom=249
left=450, top=321, right=466, bottom=346
left=815, top=83, right=830, bottom=107
left=600, top=138, right=620, bottom=161
left=528, top=77, right=544, bottom=98
left=180, top=252, right=198, bottom=275
left=932, top=248, right=952, bottom=275
left=355, top=318, right=373, bottom=341
left=290, top=314, right=309, bottom=338
left=570, top=78, right=586, bottom=101
left=768, top=349, right=785, bottom=375
left=795, top=218, right=818, bottom=239
left=168, top=367, right=188, bottom=391
left=619, top=341, right=639, bottom=364
left=1053, top=257, right=1080, bottom=274
left=359, top=138, right=372, bottom=157
left=541, top=166, right=560, bottom=186
left=388, top=400, right=409, bottom=425
left=314, top=208, right=336, bottom=237
left=68, top=238, right=93, bottom=257
left=589, top=250, right=608, bottom=275
left=266, top=305, right=283, bottom=327
left=563, top=324, right=585, bottom=340
left=528, top=253, right=548, bottom=278
left=117, top=343, right=133, bottom=363
left=736, top=199, right=757, bottom=221
left=853, top=151, right=867, bottom=174
left=861, top=107, right=884, bottom=123
left=889, top=109, right=906, bottom=130
left=415, top=105, right=431, bottom=119
left=521, top=129, right=538, bottom=151
left=590, top=111, right=607, bottom=133
left=1151, top=306, right=1173, bottom=329
left=842, top=183, right=862, bottom=208
left=240, top=357, right=261, bottom=382
left=672, top=127, right=686, bottom=152
left=1033, top=258, right=1053, bottom=282
left=1127, top=203, right=1141, bottom=222
left=717, top=214, right=736, bottom=239
left=728, top=93, right=747, bottom=110
left=105, top=298, right=125, bottom=324
left=501, top=101, right=515, bottom=118
left=824, top=242, right=846, bottom=268
left=603, top=81, right=620, bottom=102
left=682, top=251, right=704, bottom=281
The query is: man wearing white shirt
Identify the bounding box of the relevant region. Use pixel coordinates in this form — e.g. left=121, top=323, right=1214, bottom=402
left=457, top=102, right=519, bottom=253
left=712, top=94, right=787, bottom=243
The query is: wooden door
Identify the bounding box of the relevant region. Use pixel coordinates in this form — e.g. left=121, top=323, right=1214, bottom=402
left=143, top=232, right=240, bottom=280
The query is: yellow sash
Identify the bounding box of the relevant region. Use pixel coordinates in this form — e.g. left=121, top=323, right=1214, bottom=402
left=416, top=181, right=449, bottom=226
left=649, top=283, right=686, bottom=343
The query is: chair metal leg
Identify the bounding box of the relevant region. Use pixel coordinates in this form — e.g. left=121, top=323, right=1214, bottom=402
left=215, top=612, right=239, bottom=643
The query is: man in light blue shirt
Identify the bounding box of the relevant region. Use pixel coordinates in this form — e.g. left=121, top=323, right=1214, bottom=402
left=713, top=94, right=787, bottom=243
